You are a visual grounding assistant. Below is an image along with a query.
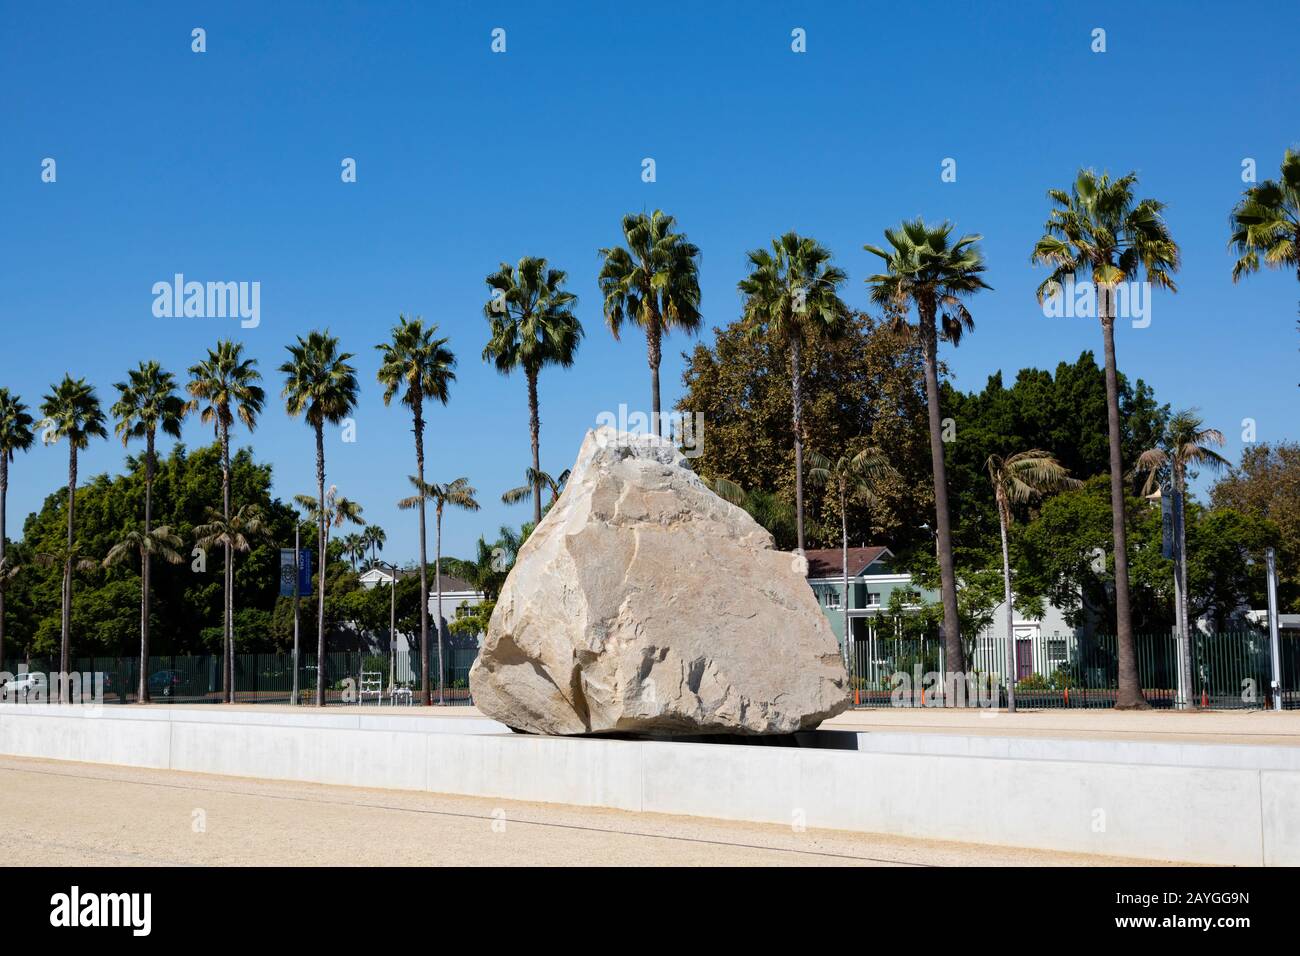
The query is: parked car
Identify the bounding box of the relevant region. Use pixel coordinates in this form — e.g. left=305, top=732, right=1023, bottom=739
left=148, top=669, right=187, bottom=698
left=1, top=672, right=46, bottom=699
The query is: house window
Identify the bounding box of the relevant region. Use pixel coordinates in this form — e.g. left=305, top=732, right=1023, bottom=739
left=824, top=590, right=841, bottom=610
left=865, top=592, right=881, bottom=607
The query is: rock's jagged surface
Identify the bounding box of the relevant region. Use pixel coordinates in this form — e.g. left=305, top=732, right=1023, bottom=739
left=468, top=428, right=850, bottom=736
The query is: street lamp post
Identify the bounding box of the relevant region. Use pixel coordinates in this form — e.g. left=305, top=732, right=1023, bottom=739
left=1266, top=547, right=1283, bottom=712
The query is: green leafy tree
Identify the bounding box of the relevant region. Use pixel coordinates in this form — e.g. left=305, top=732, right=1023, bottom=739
left=1031, top=170, right=1179, bottom=709
left=398, top=476, right=479, bottom=704
left=39, top=375, right=109, bottom=682
left=483, top=257, right=582, bottom=526
left=1211, top=441, right=1300, bottom=610
left=1186, top=506, right=1279, bottom=629
left=187, top=342, right=265, bottom=699
left=281, top=331, right=359, bottom=706
left=376, top=314, right=456, bottom=704
left=6, top=443, right=292, bottom=661
left=598, top=210, right=702, bottom=433
left=111, top=361, right=187, bottom=700
left=939, top=353, right=1169, bottom=561
left=866, top=219, right=990, bottom=674
left=739, top=232, right=850, bottom=554
left=680, top=311, right=934, bottom=556
left=0, top=388, right=35, bottom=670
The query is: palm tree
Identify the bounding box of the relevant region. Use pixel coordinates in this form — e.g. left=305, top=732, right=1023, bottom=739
left=102, top=525, right=188, bottom=682
left=363, top=524, right=386, bottom=568
left=501, top=467, right=570, bottom=508
left=339, top=532, right=365, bottom=570
left=1031, top=171, right=1179, bottom=709
left=194, top=504, right=268, bottom=695
left=111, top=361, right=187, bottom=701
left=39, top=376, right=108, bottom=685
left=398, top=476, right=479, bottom=704
left=281, top=331, right=359, bottom=707
left=738, top=233, right=850, bottom=554
left=598, top=210, right=702, bottom=433
left=1136, top=410, right=1229, bottom=710
left=295, top=488, right=366, bottom=561
left=1230, top=147, right=1300, bottom=284
left=376, top=315, right=455, bottom=706
left=187, top=341, right=265, bottom=702
left=35, top=542, right=98, bottom=687
left=0, top=388, right=34, bottom=671
left=985, top=451, right=1079, bottom=712
left=808, top=448, right=895, bottom=674
left=483, top=257, right=582, bottom=526
left=865, top=219, right=989, bottom=675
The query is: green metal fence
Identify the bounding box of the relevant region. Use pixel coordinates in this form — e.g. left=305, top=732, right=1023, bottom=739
left=6, top=648, right=479, bottom=706
left=849, top=631, right=1299, bottom=710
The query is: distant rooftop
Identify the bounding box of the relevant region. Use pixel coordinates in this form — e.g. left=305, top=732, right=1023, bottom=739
left=803, top=546, right=891, bottom=579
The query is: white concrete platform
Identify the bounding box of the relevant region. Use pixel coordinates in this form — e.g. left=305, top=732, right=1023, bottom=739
left=2, top=702, right=1297, bottom=865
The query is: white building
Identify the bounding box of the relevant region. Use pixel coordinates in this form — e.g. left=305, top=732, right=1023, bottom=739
left=358, top=566, right=487, bottom=650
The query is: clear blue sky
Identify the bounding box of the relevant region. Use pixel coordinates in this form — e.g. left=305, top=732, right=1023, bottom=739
left=2, top=0, right=1297, bottom=562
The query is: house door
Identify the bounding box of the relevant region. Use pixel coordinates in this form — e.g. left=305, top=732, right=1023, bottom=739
left=1014, top=625, right=1037, bottom=680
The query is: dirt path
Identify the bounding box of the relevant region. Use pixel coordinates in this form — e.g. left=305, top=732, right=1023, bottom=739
left=0, top=754, right=1173, bottom=867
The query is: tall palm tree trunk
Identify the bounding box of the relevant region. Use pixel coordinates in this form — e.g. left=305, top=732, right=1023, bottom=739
left=919, top=318, right=962, bottom=677
left=220, top=422, right=233, bottom=702
left=997, top=500, right=1016, bottom=712
left=139, top=430, right=155, bottom=702
left=435, top=505, right=444, bottom=706
left=1100, top=316, right=1146, bottom=709
left=61, top=446, right=77, bottom=691
left=527, top=369, right=542, bottom=527
left=647, top=318, right=663, bottom=438
left=413, top=395, right=431, bottom=707
left=790, top=338, right=806, bottom=553
left=1175, top=466, right=1195, bottom=708
left=314, top=423, right=327, bottom=707
left=0, top=454, right=8, bottom=673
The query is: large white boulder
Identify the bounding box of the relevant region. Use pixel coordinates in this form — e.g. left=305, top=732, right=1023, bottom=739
left=469, top=427, right=850, bottom=736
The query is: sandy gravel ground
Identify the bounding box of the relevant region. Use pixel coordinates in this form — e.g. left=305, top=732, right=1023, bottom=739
left=0, top=754, right=1175, bottom=867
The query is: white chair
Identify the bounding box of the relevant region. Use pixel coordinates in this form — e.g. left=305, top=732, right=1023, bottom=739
left=359, top=670, right=384, bottom=706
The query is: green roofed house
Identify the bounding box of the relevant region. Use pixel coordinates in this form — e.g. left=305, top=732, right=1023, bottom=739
left=803, top=547, right=932, bottom=648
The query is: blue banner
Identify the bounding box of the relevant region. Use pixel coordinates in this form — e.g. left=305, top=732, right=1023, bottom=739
left=279, top=549, right=313, bottom=597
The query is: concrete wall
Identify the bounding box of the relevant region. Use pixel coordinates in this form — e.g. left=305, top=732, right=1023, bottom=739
left=2, top=703, right=1295, bottom=865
